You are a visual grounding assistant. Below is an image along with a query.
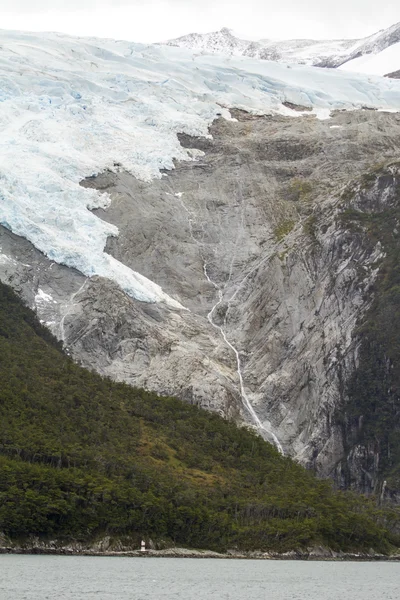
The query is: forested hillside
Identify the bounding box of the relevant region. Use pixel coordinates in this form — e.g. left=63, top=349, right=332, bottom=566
left=0, top=281, right=398, bottom=553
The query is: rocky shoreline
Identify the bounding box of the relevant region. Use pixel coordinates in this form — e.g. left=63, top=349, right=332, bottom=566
left=1, top=544, right=399, bottom=561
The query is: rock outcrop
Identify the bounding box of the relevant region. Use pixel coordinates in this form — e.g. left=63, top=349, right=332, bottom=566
left=386, top=70, right=400, bottom=79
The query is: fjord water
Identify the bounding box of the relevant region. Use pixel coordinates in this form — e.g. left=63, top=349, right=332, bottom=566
left=1, top=556, right=399, bottom=599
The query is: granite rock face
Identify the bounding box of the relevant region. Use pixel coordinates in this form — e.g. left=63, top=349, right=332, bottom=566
left=2, top=108, right=400, bottom=484
left=385, top=70, right=400, bottom=79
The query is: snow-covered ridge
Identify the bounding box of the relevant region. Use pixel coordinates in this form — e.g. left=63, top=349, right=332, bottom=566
left=165, top=22, right=400, bottom=70
left=164, top=27, right=357, bottom=66
left=1, top=30, right=400, bottom=306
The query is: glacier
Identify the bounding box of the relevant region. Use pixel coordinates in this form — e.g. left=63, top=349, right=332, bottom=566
left=1, top=29, right=400, bottom=307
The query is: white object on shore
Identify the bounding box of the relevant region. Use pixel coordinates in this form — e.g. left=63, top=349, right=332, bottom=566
left=141, top=540, right=146, bottom=552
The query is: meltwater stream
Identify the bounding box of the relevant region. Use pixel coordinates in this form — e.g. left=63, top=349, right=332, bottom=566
left=204, top=263, right=284, bottom=454
left=171, top=189, right=283, bottom=453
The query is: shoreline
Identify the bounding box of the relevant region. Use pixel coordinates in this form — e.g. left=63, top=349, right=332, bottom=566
left=1, top=546, right=400, bottom=561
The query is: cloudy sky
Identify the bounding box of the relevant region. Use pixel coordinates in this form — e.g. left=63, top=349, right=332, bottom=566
left=0, top=0, right=399, bottom=42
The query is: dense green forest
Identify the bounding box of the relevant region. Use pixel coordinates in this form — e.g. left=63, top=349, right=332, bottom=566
left=0, top=281, right=399, bottom=553
left=338, top=166, right=400, bottom=491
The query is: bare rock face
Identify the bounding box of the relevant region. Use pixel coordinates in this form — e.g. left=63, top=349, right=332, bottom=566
left=0, top=230, right=243, bottom=424
left=385, top=70, right=400, bottom=79
left=3, top=108, right=400, bottom=487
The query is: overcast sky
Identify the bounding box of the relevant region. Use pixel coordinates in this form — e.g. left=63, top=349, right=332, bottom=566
left=0, top=0, right=399, bottom=42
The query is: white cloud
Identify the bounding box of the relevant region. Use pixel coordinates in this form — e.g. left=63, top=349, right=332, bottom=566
left=0, top=0, right=399, bottom=42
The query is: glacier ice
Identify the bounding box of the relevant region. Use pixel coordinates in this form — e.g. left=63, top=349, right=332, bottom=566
left=1, top=30, right=400, bottom=307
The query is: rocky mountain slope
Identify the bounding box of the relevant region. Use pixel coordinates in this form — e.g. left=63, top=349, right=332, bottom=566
left=74, top=112, right=400, bottom=496
left=165, top=22, right=400, bottom=74
left=1, top=30, right=400, bottom=497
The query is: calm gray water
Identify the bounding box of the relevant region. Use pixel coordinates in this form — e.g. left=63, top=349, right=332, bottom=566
left=0, top=555, right=399, bottom=599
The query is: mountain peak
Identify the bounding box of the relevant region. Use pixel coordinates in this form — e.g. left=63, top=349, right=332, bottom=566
left=219, top=27, right=233, bottom=35
left=165, top=22, right=400, bottom=71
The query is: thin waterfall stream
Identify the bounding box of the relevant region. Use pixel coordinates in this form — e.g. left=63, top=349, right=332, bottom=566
left=204, top=263, right=284, bottom=453
left=171, top=189, right=284, bottom=454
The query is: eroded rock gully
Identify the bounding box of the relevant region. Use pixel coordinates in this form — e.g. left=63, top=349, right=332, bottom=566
left=2, top=108, right=400, bottom=489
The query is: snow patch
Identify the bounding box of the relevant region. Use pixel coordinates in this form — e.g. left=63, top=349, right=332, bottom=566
left=339, top=41, right=400, bottom=76
left=0, top=253, right=14, bottom=265
left=35, top=289, right=56, bottom=304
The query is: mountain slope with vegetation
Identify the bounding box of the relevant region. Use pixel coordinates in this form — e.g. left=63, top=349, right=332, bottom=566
left=0, top=281, right=399, bottom=553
